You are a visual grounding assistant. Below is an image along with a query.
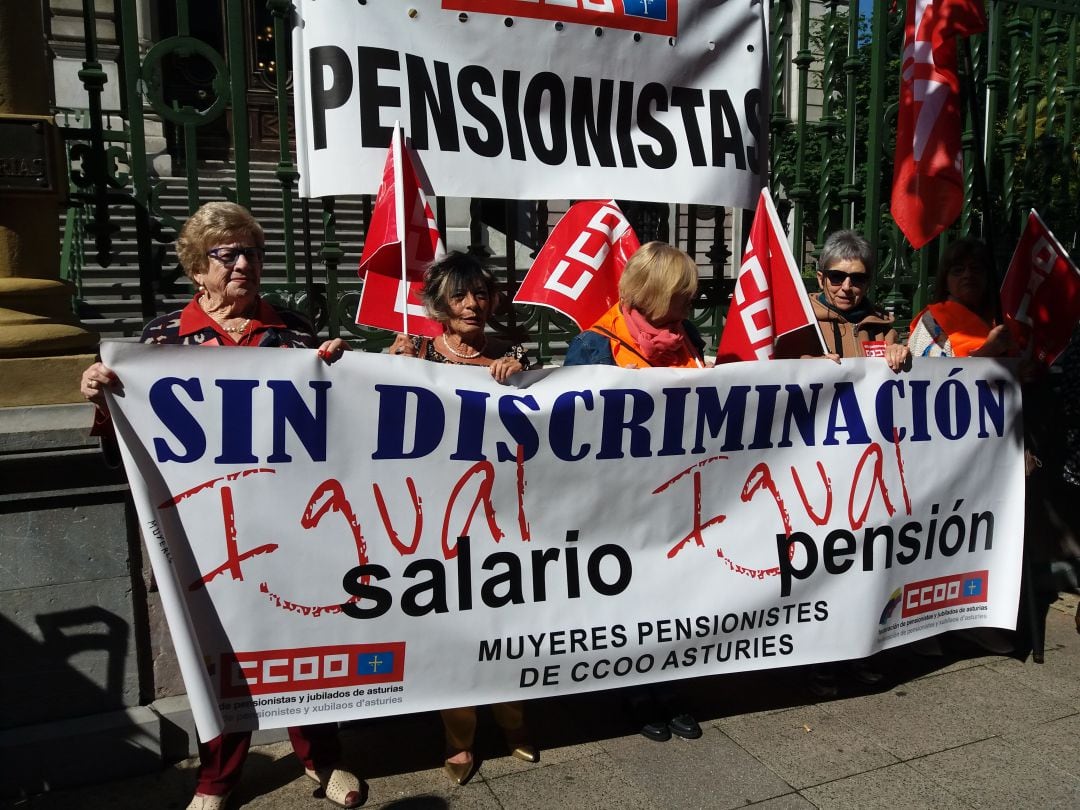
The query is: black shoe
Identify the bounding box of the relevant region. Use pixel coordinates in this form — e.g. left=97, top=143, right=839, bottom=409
left=849, top=659, right=884, bottom=686
left=668, top=713, right=702, bottom=740
left=627, top=695, right=671, bottom=742
left=639, top=718, right=671, bottom=742
left=807, top=666, right=839, bottom=698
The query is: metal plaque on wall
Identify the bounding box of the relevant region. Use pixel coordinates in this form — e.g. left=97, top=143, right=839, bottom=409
left=0, top=117, right=56, bottom=194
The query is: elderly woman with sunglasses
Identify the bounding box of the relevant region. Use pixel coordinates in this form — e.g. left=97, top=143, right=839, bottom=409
left=79, top=202, right=359, bottom=810
left=802, top=230, right=909, bottom=372
left=777, top=230, right=906, bottom=695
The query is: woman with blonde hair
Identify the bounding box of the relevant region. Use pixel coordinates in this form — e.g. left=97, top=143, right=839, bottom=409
left=564, top=241, right=705, bottom=741
left=564, top=241, right=706, bottom=368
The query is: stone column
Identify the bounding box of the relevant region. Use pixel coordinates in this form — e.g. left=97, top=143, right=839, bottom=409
left=0, top=1, right=98, bottom=406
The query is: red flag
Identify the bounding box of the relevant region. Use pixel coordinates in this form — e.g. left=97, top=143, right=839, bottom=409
left=890, top=0, right=986, bottom=249
left=1000, top=209, right=1080, bottom=367
left=716, top=189, right=825, bottom=363
left=355, top=127, right=444, bottom=337
left=514, top=200, right=639, bottom=330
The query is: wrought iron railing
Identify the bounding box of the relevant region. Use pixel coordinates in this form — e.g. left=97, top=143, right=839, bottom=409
left=60, top=198, right=89, bottom=302
left=57, top=0, right=1080, bottom=358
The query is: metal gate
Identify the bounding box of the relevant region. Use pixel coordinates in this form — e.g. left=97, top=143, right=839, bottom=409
left=57, top=0, right=1080, bottom=362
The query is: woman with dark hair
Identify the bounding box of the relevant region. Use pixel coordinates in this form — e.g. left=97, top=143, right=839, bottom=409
left=908, top=237, right=1017, bottom=358
left=80, top=202, right=361, bottom=810
left=906, top=236, right=1018, bottom=657
left=388, top=251, right=537, bottom=784
left=388, top=251, right=529, bottom=383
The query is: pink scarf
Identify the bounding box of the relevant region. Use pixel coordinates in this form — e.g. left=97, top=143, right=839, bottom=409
left=623, top=306, right=688, bottom=367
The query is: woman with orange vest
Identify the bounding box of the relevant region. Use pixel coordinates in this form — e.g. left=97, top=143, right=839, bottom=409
left=564, top=241, right=705, bottom=742
left=908, top=237, right=1017, bottom=359
left=908, top=237, right=1019, bottom=658
left=564, top=241, right=706, bottom=369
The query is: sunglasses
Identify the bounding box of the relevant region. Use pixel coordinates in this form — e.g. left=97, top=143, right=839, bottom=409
left=823, top=269, right=870, bottom=287
left=206, top=246, right=265, bottom=266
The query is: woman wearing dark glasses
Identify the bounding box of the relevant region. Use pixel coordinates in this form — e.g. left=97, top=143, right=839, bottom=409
left=805, top=230, right=909, bottom=372
left=783, top=230, right=908, bottom=696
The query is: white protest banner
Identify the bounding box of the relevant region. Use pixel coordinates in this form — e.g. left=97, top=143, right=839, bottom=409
left=293, top=0, right=769, bottom=207
left=101, top=342, right=1024, bottom=742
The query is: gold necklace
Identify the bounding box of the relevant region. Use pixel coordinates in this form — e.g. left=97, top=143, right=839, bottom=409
left=440, top=333, right=484, bottom=359
left=200, top=293, right=253, bottom=335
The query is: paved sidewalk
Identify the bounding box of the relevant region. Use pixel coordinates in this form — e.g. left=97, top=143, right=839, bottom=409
left=7, top=596, right=1080, bottom=810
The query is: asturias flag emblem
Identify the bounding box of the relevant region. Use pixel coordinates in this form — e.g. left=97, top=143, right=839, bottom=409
left=625, top=0, right=668, bottom=22
left=357, top=652, right=396, bottom=676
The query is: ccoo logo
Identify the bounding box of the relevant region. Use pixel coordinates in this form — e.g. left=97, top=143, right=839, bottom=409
left=900, top=570, right=989, bottom=619
left=221, top=642, right=406, bottom=698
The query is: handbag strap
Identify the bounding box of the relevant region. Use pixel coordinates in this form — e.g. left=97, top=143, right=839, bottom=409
left=588, top=325, right=653, bottom=367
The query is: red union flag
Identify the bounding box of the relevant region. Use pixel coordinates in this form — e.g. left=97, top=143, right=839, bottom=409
left=514, top=200, right=639, bottom=330
left=891, top=0, right=986, bottom=249
left=716, top=189, right=824, bottom=363
left=1000, top=209, right=1080, bottom=367
left=355, top=128, right=443, bottom=337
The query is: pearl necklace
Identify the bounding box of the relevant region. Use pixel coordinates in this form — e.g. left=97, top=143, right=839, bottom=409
left=223, top=318, right=251, bottom=334
left=440, top=333, right=485, bottom=359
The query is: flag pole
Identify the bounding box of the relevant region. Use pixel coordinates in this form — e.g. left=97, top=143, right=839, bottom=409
left=393, top=122, right=408, bottom=336
left=763, top=189, right=828, bottom=355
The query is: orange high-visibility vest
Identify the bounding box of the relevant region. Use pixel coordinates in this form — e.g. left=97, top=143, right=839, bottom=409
left=909, top=301, right=993, bottom=358
left=588, top=304, right=703, bottom=369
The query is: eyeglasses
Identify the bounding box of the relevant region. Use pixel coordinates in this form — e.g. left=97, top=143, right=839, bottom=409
left=823, top=269, right=870, bottom=287
left=206, top=246, right=265, bottom=266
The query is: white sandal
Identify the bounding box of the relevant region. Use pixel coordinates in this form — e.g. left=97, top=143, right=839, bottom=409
left=186, top=793, right=230, bottom=810
left=305, top=766, right=364, bottom=808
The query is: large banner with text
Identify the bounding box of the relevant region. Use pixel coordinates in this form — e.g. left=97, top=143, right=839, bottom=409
left=292, top=0, right=769, bottom=206
left=101, top=343, right=1025, bottom=741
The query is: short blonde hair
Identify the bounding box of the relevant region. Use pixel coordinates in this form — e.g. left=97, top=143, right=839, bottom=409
left=618, top=242, right=698, bottom=321
left=175, top=202, right=264, bottom=282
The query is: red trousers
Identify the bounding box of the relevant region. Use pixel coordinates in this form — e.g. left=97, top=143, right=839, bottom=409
left=196, top=723, right=340, bottom=796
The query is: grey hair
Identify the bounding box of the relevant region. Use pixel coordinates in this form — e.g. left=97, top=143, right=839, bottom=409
left=818, top=230, right=874, bottom=275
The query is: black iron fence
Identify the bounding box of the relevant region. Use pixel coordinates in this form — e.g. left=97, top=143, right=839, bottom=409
left=58, top=0, right=1079, bottom=363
